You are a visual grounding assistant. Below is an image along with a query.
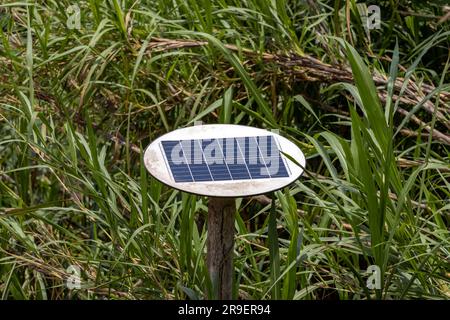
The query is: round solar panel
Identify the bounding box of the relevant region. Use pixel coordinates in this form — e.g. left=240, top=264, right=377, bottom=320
left=143, top=124, right=306, bottom=197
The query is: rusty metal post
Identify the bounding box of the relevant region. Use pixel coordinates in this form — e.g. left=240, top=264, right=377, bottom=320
left=206, top=197, right=235, bottom=300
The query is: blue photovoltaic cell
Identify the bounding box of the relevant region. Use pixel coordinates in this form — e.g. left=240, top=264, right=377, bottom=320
left=161, top=136, right=290, bottom=183
left=202, top=139, right=232, bottom=181
left=223, top=137, right=249, bottom=180
left=161, top=141, right=193, bottom=182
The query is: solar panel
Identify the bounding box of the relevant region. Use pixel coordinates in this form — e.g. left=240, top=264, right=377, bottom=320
left=161, top=136, right=290, bottom=183
left=144, top=124, right=306, bottom=197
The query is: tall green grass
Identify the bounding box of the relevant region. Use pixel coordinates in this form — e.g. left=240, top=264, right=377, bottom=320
left=0, top=0, right=448, bottom=299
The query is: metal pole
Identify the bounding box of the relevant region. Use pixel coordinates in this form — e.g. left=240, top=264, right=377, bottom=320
left=206, top=197, right=235, bottom=300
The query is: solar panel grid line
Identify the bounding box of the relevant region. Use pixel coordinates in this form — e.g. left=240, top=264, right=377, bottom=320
left=177, top=140, right=195, bottom=182
left=274, top=137, right=292, bottom=177
left=161, top=141, right=187, bottom=182
left=234, top=137, right=253, bottom=179
left=243, top=137, right=258, bottom=179
left=158, top=142, right=179, bottom=182
left=229, top=138, right=251, bottom=180
left=213, top=138, right=234, bottom=180
left=269, top=136, right=290, bottom=178
left=196, top=139, right=214, bottom=182
left=253, top=136, right=271, bottom=179
left=204, top=138, right=243, bottom=181
left=266, top=136, right=284, bottom=178
left=184, top=140, right=211, bottom=182
left=205, top=140, right=232, bottom=181
left=228, top=136, right=271, bottom=180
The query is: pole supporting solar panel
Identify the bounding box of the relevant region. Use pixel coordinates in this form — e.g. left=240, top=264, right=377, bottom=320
left=144, top=124, right=306, bottom=299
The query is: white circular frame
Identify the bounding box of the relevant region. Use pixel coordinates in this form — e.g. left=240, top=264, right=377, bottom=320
left=143, top=124, right=306, bottom=197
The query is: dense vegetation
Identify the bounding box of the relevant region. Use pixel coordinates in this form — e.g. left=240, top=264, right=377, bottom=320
left=0, top=0, right=449, bottom=299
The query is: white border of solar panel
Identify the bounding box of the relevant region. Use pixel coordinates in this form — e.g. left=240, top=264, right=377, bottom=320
left=143, top=124, right=306, bottom=197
